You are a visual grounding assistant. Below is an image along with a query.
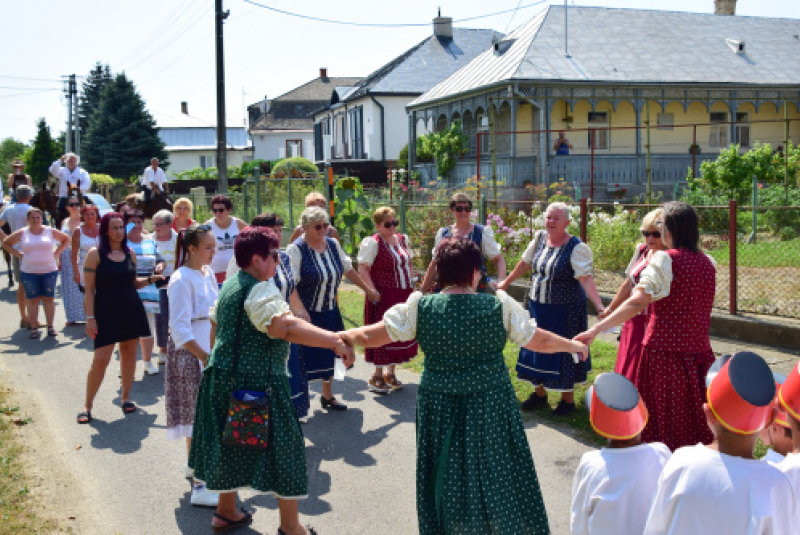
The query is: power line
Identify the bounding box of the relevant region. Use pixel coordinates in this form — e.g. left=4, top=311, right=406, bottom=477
left=504, top=0, right=525, bottom=33
left=240, top=0, right=549, bottom=27
left=0, top=89, right=60, bottom=99
left=0, top=74, right=65, bottom=83
left=0, top=85, right=62, bottom=91
left=118, top=0, right=203, bottom=68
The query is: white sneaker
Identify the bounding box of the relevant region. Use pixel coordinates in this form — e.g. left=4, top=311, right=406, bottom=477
left=158, top=352, right=167, bottom=365
left=117, top=365, right=122, bottom=378
left=143, top=361, right=159, bottom=375
left=190, top=484, right=219, bottom=507
left=298, top=416, right=308, bottom=424
left=185, top=465, right=194, bottom=479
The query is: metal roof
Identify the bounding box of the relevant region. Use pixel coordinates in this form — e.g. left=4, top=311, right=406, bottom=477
left=342, top=27, right=503, bottom=103
left=411, top=6, right=800, bottom=107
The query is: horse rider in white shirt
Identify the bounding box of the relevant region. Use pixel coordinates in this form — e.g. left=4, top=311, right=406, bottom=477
left=49, top=153, right=91, bottom=216
left=141, top=157, right=168, bottom=204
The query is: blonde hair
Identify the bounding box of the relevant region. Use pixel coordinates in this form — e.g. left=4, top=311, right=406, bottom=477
left=305, top=191, right=326, bottom=207
left=174, top=197, right=194, bottom=213
left=372, top=206, right=395, bottom=225
left=641, top=208, right=664, bottom=231
left=300, top=206, right=329, bottom=228
left=449, top=192, right=472, bottom=210
left=546, top=202, right=570, bottom=220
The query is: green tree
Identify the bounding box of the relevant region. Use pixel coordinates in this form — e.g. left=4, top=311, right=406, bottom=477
left=24, top=119, right=60, bottom=184
left=78, top=63, right=113, bottom=157
left=83, top=73, right=168, bottom=177
left=0, top=137, right=29, bottom=177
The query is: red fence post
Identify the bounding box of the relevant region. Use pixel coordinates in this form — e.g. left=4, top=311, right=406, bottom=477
left=729, top=200, right=737, bottom=315
left=580, top=197, right=588, bottom=243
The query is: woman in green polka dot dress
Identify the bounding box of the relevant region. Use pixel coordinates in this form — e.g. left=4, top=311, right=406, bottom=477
left=189, top=227, right=354, bottom=534
left=340, top=238, right=589, bottom=534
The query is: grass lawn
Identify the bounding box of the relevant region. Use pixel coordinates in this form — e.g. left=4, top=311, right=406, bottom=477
left=0, top=387, right=58, bottom=532
left=338, top=289, right=618, bottom=446
left=708, top=239, right=800, bottom=268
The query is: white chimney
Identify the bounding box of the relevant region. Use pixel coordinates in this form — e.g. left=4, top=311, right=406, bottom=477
left=715, top=0, right=736, bottom=15
left=434, top=15, right=453, bottom=39
left=180, top=101, right=188, bottom=115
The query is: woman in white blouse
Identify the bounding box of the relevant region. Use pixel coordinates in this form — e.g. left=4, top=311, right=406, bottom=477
left=498, top=202, right=604, bottom=416
left=420, top=192, right=505, bottom=293
left=166, top=223, right=219, bottom=507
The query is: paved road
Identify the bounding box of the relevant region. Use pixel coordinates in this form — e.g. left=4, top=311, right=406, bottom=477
left=1, top=278, right=797, bottom=535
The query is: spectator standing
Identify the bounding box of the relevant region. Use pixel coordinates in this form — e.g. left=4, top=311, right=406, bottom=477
left=78, top=213, right=157, bottom=423
left=499, top=202, right=604, bottom=416
left=70, top=204, right=100, bottom=294
left=357, top=206, right=418, bottom=393
left=59, top=197, right=84, bottom=325
left=0, top=185, right=33, bottom=328
left=141, top=157, right=168, bottom=204
left=166, top=223, right=218, bottom=507
left=205, top=195, right=245, bottom=286
left=153, top=209, right=179, bottom=360
left=172, top=197, right=194, bottom=232
left=125, top=210, right=165, bottom=375
left=2, top=208, right=70, bottom=338
left=6, top=159, right=31, bottom=202
left=288, top=191, right=340, bottom=243
left=553, top=131, right=573, bottom=155
left=49, top=153, right=91, bottom=219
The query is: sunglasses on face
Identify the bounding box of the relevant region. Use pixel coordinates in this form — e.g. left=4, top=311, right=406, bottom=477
left=211, top=208, right=227, bottom=214
left=68, top=203, right=80, bottom=207
left=453, top=206, right=472, bottom=213
left=197, top=224, right=212, bottom=231
left=313, top=223, right=330, bottom=231
left=383, top=220, right=399, bottom=229
left=642, top=230, right=661, bottom=239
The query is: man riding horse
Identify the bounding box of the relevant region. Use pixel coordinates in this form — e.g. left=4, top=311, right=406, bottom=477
left=123, top=157, right=173, bottom=218
left=49, top=153, right=91, bottom=226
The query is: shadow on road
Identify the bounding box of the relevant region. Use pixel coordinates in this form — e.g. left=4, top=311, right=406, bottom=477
left=87, top=411, right=159, bottom=454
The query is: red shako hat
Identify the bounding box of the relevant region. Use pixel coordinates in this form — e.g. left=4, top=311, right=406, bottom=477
left=706, top=351, right=775, bottom=435
left=586, top=372, right=648, bottom=440
left=772, top=372, right=790, bottom=429
left=779, top=361, right=800, bottom=424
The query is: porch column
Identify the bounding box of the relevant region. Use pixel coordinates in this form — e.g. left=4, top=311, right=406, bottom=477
left=729, top=99, right=738, bottom=145
left=634, top=99, right=642, bottom=155
left=542, top=98, right=550, bottom=185
left=510, top=99, right=518, bottom=157
left=409, top=111, right=417, bottom=170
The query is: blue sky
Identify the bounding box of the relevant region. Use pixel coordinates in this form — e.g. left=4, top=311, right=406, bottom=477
left=3, top=0, right=799, bottom=144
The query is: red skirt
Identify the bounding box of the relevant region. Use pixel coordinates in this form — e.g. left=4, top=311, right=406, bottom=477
left=364, top=287, right=418, bottom=366
left=635, top=345, right=715, bottom=451
left=614, top=313, right=648, bottom=382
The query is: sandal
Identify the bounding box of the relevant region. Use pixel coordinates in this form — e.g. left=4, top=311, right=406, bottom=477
left=212, top=510, right=253, bottom=533
left=77, top=411, right=92, bottom=424
left=368, top=376, right=391, bottom=394
left=29, top=328, right=40, bottom=339
left=278, top=527, right=318, bottom=535
left=383, top=373, right=404, bottom=390
left=121, top=401, right=137, bottom=414
left=47, top=326, right=57, bottom=337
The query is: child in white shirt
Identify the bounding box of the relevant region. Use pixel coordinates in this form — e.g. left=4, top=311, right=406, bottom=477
left=760, top=372, right=793, bottom=467
left=571, top=373, right=670, bottom=535
left=644, top=351, right=800, bottom=534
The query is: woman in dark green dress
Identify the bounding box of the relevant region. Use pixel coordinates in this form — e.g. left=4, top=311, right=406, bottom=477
left=189, top=226, right=354, bottom=534
left=340, top=238, right=589, bottom=535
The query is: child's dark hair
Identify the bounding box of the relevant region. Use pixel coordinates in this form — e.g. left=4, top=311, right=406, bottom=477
left=175, top=223, right=212, bottom=269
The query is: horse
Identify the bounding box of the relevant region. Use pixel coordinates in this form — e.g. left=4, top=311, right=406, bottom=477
left=30, top=184, right=59, bottom=228
left=123, top=190, right=173, bottom=219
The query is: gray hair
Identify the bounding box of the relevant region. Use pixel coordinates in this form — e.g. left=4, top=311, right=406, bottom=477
left=64, top=152, right=79, bottom=163
left=546, top=202, right=570, bottom=221
left=15, top=184, right=32, bottom=201
left=153, top=209, right=174, bottom=224
left=300, top=206, right=329, bottom=228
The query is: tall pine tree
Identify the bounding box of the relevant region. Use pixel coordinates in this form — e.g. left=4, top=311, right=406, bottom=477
left=83, top=73, right=168, bottom=177
left=25, top=118, right=60, bottom=184
left=78, top=63, right=112, bottom=157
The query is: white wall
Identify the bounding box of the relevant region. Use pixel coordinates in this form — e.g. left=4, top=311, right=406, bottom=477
left=165, top=149, right=254, bottom=178
left=252, top=131, right=314, bottom=161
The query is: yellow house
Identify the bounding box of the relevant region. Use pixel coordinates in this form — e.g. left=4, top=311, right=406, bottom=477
left=407, top=5, right=800, bottom=197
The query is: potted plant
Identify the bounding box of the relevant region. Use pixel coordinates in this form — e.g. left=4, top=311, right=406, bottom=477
left=606, top=184, right=627, bottom=199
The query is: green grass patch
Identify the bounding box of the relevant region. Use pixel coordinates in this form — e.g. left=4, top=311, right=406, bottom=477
left=339, top=287, right=616, bottom=445
left=0, top=388, right=59, bottom=532
left=708, top=239, right=800, bottom=268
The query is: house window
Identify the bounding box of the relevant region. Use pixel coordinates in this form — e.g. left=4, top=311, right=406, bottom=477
left=735, top=112, right=750, bottom=147
left=588, top=112, right=609, bottom=150
left=476, top=112, right=490, bottom=155
left=286, top=140, right=303, bottom=158
left=349, top=107, right=364, bottom=159
left=323, top=118, right=330, bottom=135
left=200, top=155, right=214, bottom=169
left=709, top=112, right=729, bottom=148
left=657, top=113, right=674, bottom=130
left=314, top=123, right=324, bottom=161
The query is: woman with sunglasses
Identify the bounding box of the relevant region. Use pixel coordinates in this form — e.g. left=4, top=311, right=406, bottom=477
left=601, top=208, right=665, bottom=382
left=71, top=203, right=100, bottom=299
left=205, top=195, right=246, bottom=286
left=420, top=192, right=505, bottom=293
left=286, top=206, right=379, bottom=411
left=59, top=197, right=84, bottom=325
left=357, top=206, right=417, bottom=393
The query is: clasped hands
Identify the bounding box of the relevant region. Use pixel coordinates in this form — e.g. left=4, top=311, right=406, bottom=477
left=333, top=332, right=356, bottom=367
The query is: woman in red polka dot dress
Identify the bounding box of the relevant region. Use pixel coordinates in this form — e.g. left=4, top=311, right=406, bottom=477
left=576, top=201, right=716, bottom=451
left=357, top=207, right=418, bottom=393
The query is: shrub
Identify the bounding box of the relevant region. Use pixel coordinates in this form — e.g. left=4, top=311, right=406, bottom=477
left=778, top=227, right=798, bottom=242
left=271, top=157, right=319, bottom=178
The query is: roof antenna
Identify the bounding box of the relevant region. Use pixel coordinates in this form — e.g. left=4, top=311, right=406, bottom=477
left=564, top=0, right=571, bottom=58
left=438, top=6, right=441, bottom=17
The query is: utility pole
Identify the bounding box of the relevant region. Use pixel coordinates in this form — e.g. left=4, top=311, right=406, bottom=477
left=63, top=74, right=77, bottom=152
left=215, top=0, right=229, bottom=193
left=73, top=77, right=80, bottom=157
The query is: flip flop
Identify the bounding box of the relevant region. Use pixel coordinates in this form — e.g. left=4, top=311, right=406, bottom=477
left=121, top=401, right=137, bottom=414
left=212, top=510, right=253, bottom=533
left=47, top=326, right=57, bottom=337
left=29, top=328, right=40, bottom=339
left=77, top=411, right=92, bottom=424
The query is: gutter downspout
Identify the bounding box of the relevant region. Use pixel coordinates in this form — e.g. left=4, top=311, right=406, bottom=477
left=368, top=91, right=386, bottom=164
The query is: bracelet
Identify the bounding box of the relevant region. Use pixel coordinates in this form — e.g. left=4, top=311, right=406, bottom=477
left=86, top=315, right=95, bottom=319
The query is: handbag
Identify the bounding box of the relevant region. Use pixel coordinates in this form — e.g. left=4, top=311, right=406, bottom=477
left=221, top=290, right=273, bottom=450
